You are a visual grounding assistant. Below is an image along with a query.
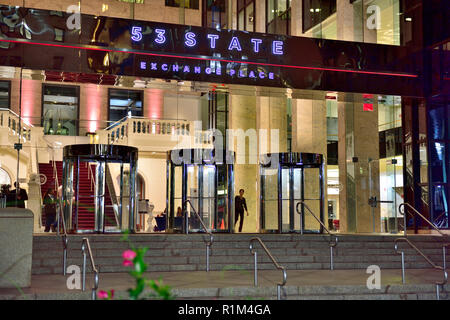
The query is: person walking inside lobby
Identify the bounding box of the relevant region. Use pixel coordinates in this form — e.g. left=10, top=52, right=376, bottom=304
left=234, top=189, right=248, bottom=233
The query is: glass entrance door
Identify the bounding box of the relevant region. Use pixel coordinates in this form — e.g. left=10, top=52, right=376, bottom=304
left=261, top=162, right=324, bottom=233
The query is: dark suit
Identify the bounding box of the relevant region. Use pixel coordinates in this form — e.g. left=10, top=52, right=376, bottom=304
left=10, top=188, right=28, bottom=208
left=234, top=196, right=247, bottom=232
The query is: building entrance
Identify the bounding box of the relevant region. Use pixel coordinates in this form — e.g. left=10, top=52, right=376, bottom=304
left=62, top=144, right=138, bottom=233
left=261, top=153, right=325, bottom=233
left=167, top=149, right=234, bottom=233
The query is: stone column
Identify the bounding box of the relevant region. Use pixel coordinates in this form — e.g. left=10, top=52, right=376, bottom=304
left=336, top=0, right=355, bottom=41
left=229, top=93, right=258, bottom=233
left=338, top=93, right=380, bottom=233
left=27, top=174, right=43, bottom=232
left=290, top=0, right=303, bottom=36
left=254, top=0, right=266, bottom=33
left=291, top=92, right=327, bottom=155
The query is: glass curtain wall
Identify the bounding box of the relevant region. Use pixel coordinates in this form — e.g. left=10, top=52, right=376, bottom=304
left=302, top=0, right=337, bottom=39
left=352, top=0, right=401, bottom=45
left=203, top=0, right=228, bottom=29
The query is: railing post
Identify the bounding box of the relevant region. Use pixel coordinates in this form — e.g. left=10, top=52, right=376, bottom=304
left=403, top=205, right=407, bottom=236
left=63, top=246, right=67, bottom=276
left=401, top=251, right=405, bottom=284
left=185, top=210, right=189, bottom=234
left=82, top=246, right=87, bottom=291
left=330, top=246, right=334, bottom=271
left=436, top=284, right=440, bottom=301
left=254, top=251, right=258, bottom=287
left=443, top=246, right=447, bottom=271
left=277, top=284, right=281, bottom=300
left=206, top=244, right=210, bottom=272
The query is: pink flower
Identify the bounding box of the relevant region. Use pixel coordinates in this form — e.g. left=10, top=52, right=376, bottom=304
left=122, top=250, right=136, bottom=261
left=123, top=260, right=133, bottom=267
left=98, top=290, right=109, bottom=299
left=110, top=289, right=115, bottom=299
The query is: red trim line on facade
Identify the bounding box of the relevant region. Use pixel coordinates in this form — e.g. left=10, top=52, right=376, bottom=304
left=0, top=38, right=419, bottom=79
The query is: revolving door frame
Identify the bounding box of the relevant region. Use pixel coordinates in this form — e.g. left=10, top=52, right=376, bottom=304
left=260, top=152, right=325, bottom=234
left=166, top=149, right=234, bottom=234
left=62, top=144, right=139, bottom=234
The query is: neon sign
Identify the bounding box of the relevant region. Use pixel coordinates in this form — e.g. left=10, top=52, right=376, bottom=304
left=139, top=61, right=276, bottom=80
left=131, top=27, right=284, bottom=56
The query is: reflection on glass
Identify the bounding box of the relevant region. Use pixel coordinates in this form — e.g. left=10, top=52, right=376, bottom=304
left=353, top=0, right=401, bottom=45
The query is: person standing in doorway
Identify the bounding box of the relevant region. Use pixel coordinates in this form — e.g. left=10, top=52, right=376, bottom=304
left=234, top=189, right=248, bottom=233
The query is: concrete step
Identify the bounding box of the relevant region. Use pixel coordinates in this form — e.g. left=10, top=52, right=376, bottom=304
left=31, top=234, right=450, bottom=275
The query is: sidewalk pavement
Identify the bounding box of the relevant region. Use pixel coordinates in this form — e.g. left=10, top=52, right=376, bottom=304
left=0, top=268, right=447, bottom=299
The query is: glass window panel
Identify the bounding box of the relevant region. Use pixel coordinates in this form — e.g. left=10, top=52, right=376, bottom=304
left=264, top=200, right=279, bottom=230
left=203, top=165, right=215, bottom=197
left=303, top=199, right=321, bottom=231
left=174, top=166, right=182, bottom=198
left=238, top=10, right=245, bottom=30
left=165, top=0, right=199, bottom=9
left=304, top=167, right=320, bottom=199
left=429, top=107, right=446, bottom=140
left=281, top=199, right=290, bottom=232
left=204, top=0, right=228, bottom=29
left=353, top=0, right=401, bottom=45
left=263, top=169, right=278, bottom=200
left=429, top=142, right=447, bottom=183
left=281, top=168, right=290, bottom=199
left=245, top=2, right=254, bottom=32
left=293, top=168, right=302, bottom=199
left=109, top=89, right=143, bottom=123
left=42, top=85, right=79, bottom=136
left=0, top=81, right=10, bottom=108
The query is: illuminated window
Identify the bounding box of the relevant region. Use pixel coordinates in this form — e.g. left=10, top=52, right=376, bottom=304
left=302, top=0, right=336, bottom=33
left=202, top=0, right=228, bottom=29
left=108, top=89, right=143, bottom=123
left=266, top=0, right=291, bottom=35
left=42, top=85, right=79, bottom=136
left=165, top=0, right=199, bottom=9
left=0, top=81, right=10, bottom=109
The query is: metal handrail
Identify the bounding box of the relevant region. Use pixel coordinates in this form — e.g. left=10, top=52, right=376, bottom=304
left=49, top=156, right=68, bottom=276
left=396, top=202, right=449, bottom=300
left=87, top=163, right=95, bottom=193
left=81, top=238, right=99, bottom=300
left=249, top=237, right=287, bottom=300
left=296, top=201, right=338, bottom=270
left=183, top=200, right=214, bottom=272
left=399, top=203, right=447, bottom=237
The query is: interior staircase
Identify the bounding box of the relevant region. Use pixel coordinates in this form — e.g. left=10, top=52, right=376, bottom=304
left=38, top=161, right=117, bottom=231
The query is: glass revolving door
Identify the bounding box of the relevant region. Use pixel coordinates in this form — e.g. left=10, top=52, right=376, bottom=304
left=62, top=144, right=138, bottom=233
left=261, top=153, right=325, bottom=233
left=167, top=149, right=234, bottom=233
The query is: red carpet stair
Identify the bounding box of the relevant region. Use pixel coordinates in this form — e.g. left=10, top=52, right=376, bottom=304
left=38, top=161, right=117, bottom=231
